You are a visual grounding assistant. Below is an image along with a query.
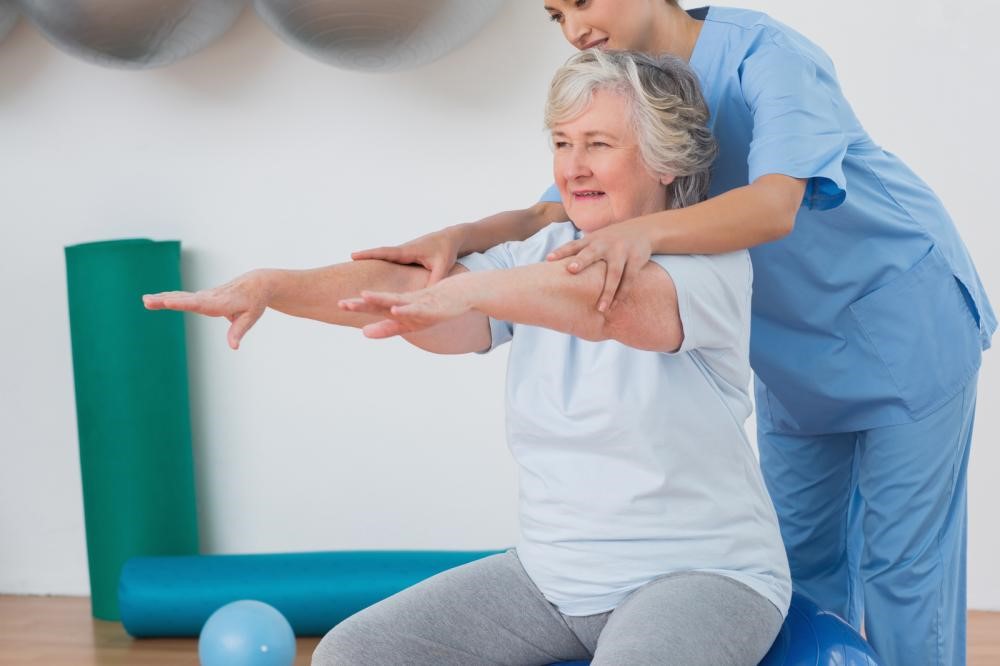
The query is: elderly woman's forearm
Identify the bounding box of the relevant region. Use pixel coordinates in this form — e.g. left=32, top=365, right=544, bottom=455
left=264, top=260, right=429, bottom=328
left=464, top=260, right=682, bottom=351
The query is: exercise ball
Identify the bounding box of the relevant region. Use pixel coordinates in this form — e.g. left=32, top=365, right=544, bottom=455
left=759, top=593, right=882, bottom=666
left=546, top=593, right=882, bottom=666
left=198, top=600, right=296, bottom=666
left=253, top=0, right=504, bottom=72
left=16, top=0, right=246, bottom=69
left=0, top=1, right=17, bottom=44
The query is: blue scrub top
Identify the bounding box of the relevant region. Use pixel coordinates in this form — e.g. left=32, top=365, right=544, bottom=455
left=541, top=6, right=995, bottom=434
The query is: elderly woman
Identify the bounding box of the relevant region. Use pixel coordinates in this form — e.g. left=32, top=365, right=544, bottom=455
left=145, top=50, right=790, bottom=665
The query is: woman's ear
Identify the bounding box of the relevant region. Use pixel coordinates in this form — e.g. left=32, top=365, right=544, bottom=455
left=660, top=173, right=677, bottom=186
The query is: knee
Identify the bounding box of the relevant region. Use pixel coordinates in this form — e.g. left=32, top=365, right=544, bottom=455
left=311, top=617, right=370, bottom=666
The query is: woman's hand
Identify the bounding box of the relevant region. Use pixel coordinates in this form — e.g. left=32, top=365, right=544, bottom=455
left=142, top=270, right=272, bottom=350
left=338, top=279, right=473, bottom=340
left=546, top=216, right=654, bottom=312
left=351, top=225, right=468, bottom=286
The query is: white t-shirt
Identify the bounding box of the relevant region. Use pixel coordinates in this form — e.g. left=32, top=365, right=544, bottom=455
left=457, top=221, right=791, bottom=617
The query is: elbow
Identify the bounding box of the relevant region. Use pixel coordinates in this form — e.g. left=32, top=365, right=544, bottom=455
left=752, top=175, right=804, bottom=242
left=530, top=200, right=567, bottom=225
left=767, top=212, right=795, bottom=242
left=602, top=314, right=684, bottom=352
left=572, top=311, right=612, bottom=343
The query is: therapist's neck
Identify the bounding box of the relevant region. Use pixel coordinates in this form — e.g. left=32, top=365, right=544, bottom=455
left=648, top=4, right=704, bottom=62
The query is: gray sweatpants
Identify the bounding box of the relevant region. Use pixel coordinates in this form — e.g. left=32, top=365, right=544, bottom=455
left=312, top=549, right=783, bottom=666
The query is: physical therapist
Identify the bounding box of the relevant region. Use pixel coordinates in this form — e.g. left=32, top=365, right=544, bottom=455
left=353, top=2, right=996, bottom=664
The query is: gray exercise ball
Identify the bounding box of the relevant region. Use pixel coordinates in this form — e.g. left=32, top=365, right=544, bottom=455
left=0, top=2, right=18, bottom=44
left=16, top=0, right=247, bottom=69
left=254, top=0, right=504, bottom=72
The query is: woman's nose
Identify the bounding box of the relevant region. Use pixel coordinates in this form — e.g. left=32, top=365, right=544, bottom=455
left=563, top=15, right=591, bottom=49
left=563, top=148, right=592, bottom=180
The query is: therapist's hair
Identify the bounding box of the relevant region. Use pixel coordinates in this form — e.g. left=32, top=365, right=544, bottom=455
left=545, top=49, right=717, bottom=209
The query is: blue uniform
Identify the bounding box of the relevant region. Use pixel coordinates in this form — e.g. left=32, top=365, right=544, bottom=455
left=540, top=6, right=993, bottom=664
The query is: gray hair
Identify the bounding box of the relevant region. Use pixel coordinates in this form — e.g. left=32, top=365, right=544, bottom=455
left=545, top=49, right=717, bottom=209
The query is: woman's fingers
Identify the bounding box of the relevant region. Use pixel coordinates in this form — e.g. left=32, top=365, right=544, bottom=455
left=351, top=246, right=403, bottom=262
left=362, top=318, right=406, bottom=339
left=426, top=258, right=451, bottom=285
left=227, top=310, right=262, bottom=350
left=338, top=297, right=391, bottom=317
left=142, top=291, right=192, bottom=310
left=598, top=260, right=626, bottom=313
left=565, top=245, right=605, bottom=273
left=546, top=238, right=586, bottom=262
left=359, top=290, right=410, bottom=308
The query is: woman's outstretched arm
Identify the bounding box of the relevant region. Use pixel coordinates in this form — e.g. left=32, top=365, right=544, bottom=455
left=343, top=256, right=686, bottom=353
left=143, top=259, right=490, bottom=353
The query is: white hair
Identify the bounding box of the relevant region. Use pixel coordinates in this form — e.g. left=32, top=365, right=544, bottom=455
left=545, top=49, right=717, bottom=209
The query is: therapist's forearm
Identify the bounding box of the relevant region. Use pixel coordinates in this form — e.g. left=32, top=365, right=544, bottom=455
left=452, top=202, right=567, bottom=256
left=638, top=176, right=804, bottom=254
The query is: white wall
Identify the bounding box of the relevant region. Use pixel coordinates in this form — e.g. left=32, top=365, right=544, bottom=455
left=1, top=2, right=997, bottom=610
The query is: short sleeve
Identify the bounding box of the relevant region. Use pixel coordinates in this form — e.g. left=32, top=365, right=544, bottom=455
left=538, top=183, right=562, bottom=204
left=648, top=251, right=752, bottom=355
left=456, top=244, right=516, bottom=353
left=741, top=45, right=848, bottom=211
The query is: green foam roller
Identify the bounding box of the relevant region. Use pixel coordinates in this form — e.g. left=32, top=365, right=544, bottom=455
left=65, top=239, right=199, bottom=621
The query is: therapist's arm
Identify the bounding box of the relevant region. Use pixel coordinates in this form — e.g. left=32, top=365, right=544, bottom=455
left=343, top=257, right=683, bottom=353
left=554, top=175, right=806, bottom=258
left=544, top=175, right=805, bottom=312
left=352, top=201, right=567, bottom=283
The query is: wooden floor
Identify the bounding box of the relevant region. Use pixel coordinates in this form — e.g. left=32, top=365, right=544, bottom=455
left=1, top=595, right=998, bottom=665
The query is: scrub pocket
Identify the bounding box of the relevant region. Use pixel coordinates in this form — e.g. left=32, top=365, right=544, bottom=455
left=849, top=245, right=981, bottom=420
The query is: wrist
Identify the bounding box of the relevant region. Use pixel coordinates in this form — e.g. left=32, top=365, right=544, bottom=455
left=447, top=223, right=473, bottom=256
left=248, top=268, right=280, bottom=307
left=638, top=209, right=673, bottom=253
left=447, top=269, right=488, bottom=313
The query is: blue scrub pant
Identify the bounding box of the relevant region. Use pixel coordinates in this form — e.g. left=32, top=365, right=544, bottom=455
left=758, top=374, right=977, bottom=666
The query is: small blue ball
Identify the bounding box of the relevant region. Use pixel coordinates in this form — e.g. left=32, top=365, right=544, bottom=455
left=198, top=600, right=296, bottom=666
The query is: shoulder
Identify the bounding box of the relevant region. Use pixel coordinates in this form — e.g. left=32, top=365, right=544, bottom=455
left=707, top=7, right=837, bottom=75
left=458, top=222, right=579, bottom=273
left=651, top=250, right=752, bottom=293
left=506, top=221, right=580, bottom=265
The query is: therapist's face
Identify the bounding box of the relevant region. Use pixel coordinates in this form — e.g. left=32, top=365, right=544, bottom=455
left=543, top=0, right=664, bottom=51
left=552, top=90, right=671, bottom=233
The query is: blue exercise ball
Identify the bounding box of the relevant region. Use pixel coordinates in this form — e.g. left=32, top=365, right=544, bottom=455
left=547, top=593, right=882, bottom=666
left=759, top=593, right=882, bottom=666
left=16, top=0, right=245, bottom=69
left=198, top=599, right=296, bottom=666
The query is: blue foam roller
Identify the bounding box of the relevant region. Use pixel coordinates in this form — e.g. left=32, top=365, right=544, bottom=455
left=119, top=550, right=502, bottom=637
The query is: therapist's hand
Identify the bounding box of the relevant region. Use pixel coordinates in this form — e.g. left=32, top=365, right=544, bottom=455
left=142, top=270, right=272, bottom=350
left=351, top=225, right=467, bottom=286
left=546, top=216, right=654, bottom=312
left=338, top=278, right=472, bottom=339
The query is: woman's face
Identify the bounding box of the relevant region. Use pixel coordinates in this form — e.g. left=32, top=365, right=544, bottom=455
left=544, top=0, right=663, bottom=51
left=552, top=90, right=671, bottom=233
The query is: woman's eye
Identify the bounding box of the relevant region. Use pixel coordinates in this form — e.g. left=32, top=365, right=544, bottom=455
left=554, top=141, right=570, bottom=149
left=575, top=0, right=589, bottom=8
left=548, top=13, right=563, bottom=23
left=589, top=142, right=609, bottom=149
